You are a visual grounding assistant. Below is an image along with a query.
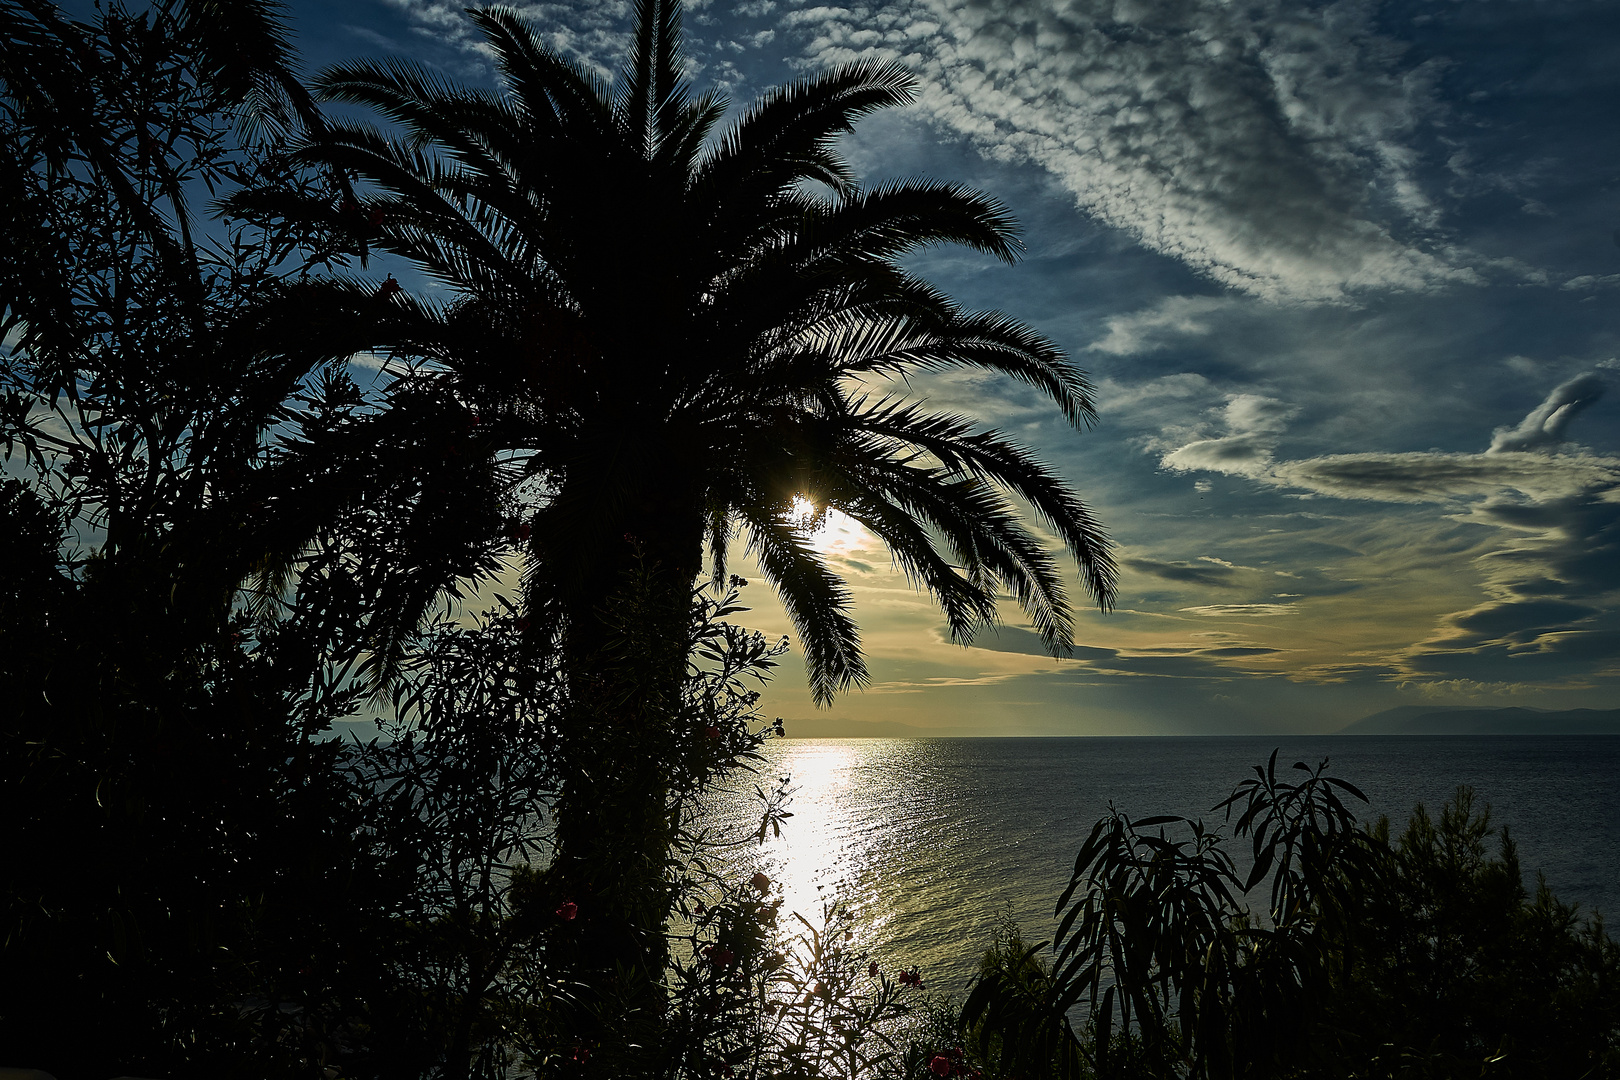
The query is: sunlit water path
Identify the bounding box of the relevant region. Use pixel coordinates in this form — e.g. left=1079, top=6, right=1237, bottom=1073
left=702, top=736, right=1620, bottom=998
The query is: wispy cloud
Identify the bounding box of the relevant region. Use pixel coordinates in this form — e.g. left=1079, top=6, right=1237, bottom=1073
left=1488, top=372, right=1605, bottom=453
left=1158, top=394, right=1298, bottom=477
left=1181, top=603, right=1300, bottom=617
left=1125, top=557, right=1239, bottom=587
left=1089, top=296, right=1233, bottom=356
left=786, top=0, right=1476, bottom=301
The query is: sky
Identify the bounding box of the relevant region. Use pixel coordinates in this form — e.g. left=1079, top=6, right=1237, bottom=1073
left=282, top=0, right=1620, bottom=735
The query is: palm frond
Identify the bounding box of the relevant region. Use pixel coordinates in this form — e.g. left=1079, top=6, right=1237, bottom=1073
left=741, top=511, right=867, bottom=704
left=469, top=6, right=613, bottom=136
left=695, top=58, right=916, bottom=201
left=842, top=399, right=1116, bottom=613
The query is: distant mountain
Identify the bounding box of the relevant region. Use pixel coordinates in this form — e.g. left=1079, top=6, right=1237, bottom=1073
left=1340, top=706, right=1620, bottom=735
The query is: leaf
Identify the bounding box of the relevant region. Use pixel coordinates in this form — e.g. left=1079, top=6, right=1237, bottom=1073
left=1245, top=844, right=1276, bottom=893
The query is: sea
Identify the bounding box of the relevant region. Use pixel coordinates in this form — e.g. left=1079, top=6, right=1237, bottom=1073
left=701, top=735, right=1620, bottom=997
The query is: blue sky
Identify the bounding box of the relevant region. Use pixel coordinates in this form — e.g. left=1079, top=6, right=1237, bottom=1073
left=283, top=0, right=1620, bottom=734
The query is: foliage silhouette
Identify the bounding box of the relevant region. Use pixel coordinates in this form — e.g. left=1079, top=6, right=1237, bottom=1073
left=964, top=756, right=1620, bottom=1080
left=0, top=2, right=385, bottom=1073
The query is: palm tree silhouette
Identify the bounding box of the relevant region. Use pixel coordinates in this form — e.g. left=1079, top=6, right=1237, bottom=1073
left=292, top=0, right=1116, bottom=1020
left=305, top=0, right=1114, bottom=693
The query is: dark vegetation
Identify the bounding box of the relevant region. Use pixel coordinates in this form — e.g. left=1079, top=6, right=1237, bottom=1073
left=964, top=755, right=1620, bottom=1079
left=2, top=1, right=1617, bottom=1077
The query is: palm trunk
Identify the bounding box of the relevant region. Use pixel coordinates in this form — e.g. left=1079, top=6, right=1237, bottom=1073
left=534, top=461, right=705, bottom=1052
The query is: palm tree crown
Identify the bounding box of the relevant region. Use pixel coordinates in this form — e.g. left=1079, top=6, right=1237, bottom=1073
left=302, top=0, right=1115, bottom=702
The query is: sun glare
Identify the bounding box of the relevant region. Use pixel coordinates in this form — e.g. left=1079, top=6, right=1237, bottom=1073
left=782, top=497, right=877, bottom=558
left=789, top=495, right=818, bottom=527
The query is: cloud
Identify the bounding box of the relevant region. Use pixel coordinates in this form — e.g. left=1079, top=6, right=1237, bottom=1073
left=1094, top=371, right=1218, bottom=448
left=1271, top=452, right=1620, bottom=504
left=965, top=627, right=1287, bottom=680
left=1125, top=557, right=1238, bottom=587
left=1487, top=372, right=1606, bottom=453
left=1180, top=604, right=1300, bottom=617
left=381, top=0, right=649, bottom=78
left=1159, top=393, right=1299, bottom=476
left=1160, top=372, right=1616, bottom=502
left=787, top=0, right=1476, bottom=301
left=1157, top=373, right=1620, bottom=682
left=1441, top=599, right=1600, bottom=642
left=1090, top=296, right=1232, bottom=356
left=1562, top=274, right=1620, bottom=291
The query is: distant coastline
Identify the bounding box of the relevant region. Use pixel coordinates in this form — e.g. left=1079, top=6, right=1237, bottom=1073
left=1337, top=706, right=1620, bottom=736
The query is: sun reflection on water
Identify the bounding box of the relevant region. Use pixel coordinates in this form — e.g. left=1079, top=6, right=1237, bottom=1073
left=756, top=741, right=860, bottom=933
left=706, top=737, right=1103, bottom=991
left=710, top=739, right=953, bottom=976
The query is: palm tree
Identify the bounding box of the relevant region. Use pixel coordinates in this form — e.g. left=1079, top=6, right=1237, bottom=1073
left=290, top=0, right=1116, bottom=1020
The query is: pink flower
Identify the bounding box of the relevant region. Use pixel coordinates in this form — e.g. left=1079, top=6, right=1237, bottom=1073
left=868, top=961, right=880, bottom=978
left=749, top=871, right=771, bottom=894
left=705, top=725, right=722, bottom=741
left=555, top=900, right=577, bottom=921
left=929, top=1054, right=952, bottom=1077
left=571, top=1044, right=590, bottom=1063
left=704, top=945, right=735, bottom=967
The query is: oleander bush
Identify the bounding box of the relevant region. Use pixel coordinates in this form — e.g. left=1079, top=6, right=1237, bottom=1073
left=964, top=755, right=1620, bottom=1080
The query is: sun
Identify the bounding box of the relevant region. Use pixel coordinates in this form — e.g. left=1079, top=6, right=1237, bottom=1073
left=788, top=495, right=820, bottom=529
left=785, top=495, right=872, bottom=557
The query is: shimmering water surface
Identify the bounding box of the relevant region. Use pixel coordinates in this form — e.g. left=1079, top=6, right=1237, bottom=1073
left=704, top=736, right=1620, bottom=997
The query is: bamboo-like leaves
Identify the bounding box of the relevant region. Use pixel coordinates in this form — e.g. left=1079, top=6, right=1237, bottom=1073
left=966, top=755, right=1374, bottom=1078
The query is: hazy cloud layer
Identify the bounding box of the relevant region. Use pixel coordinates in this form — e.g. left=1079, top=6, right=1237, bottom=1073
left=785, top=0, right=1473, bottom=301
left=966, top=626, right=1285, bottom=679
